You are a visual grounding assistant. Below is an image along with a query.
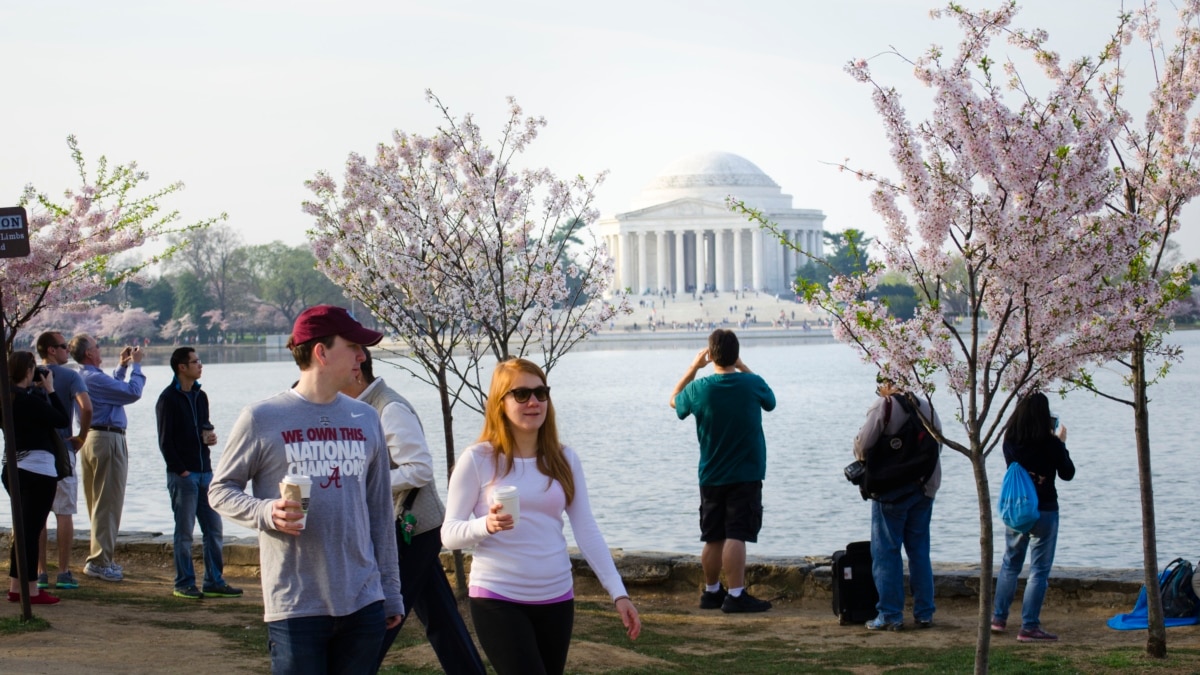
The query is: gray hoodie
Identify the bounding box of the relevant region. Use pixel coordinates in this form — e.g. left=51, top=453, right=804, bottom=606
left=210, top=390, right=403, bottom=621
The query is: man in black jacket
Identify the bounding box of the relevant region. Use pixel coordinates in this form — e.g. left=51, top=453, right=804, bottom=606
left=155, top=347, right=241, bottom=600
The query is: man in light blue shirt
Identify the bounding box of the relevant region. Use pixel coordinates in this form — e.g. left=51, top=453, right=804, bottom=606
left=70, top=334, right=146, bottom=582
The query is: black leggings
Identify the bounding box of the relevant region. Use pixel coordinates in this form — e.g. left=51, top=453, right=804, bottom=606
left=469, top=597, right=574, bottom=675
left=3, top=467, right=57, bottom=582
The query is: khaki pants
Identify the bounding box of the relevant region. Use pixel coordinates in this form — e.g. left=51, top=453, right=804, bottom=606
left=80, top=430, right=128, bottom=567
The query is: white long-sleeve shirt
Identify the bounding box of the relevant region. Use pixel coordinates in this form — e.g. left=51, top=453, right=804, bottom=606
left=441, top=442, right=628, bottom=603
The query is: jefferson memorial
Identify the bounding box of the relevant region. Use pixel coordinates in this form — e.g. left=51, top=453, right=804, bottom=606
left=596, top=151, right=826, bottom=295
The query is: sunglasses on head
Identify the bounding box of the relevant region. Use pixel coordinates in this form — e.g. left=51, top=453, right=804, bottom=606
left=506, top=386, right=550, bottom=403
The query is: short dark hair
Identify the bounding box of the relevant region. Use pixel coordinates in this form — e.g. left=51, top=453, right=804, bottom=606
left=289, top=335, right=337, bottom=369
left=360, top=346, right=376, bottom=384
left=35, top=331, right=64, bottom=360
left=170, top=347, right=195, bottom=374
left=708, top=329, right=740, bottom=367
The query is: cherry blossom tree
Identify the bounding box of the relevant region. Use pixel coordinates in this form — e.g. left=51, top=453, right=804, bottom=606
left=304, top=91, right=627, bottom=589
left=2, top=136, right=224, bottom=353
left=1060, top=0, right=1200, bottom=656
left=735, top=3, right=1195, bottom=671
left=99, top=307, right=160, bottom=343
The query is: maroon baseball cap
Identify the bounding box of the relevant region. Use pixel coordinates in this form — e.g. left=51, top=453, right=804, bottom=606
left=290, top=305, right=383, bottom=347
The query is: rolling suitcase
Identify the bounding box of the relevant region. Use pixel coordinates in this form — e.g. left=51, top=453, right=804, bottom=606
left=832, top=540, right=878, bottom=625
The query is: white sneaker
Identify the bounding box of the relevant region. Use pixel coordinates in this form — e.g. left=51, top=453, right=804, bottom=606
left=84, top=562, right=123, bottom=582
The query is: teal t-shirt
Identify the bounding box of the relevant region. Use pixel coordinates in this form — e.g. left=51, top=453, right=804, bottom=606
left=675, top=372, right=776, bottom=486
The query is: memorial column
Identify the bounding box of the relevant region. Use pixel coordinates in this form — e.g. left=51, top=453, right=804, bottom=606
left=676, top=228, right=686, bottom=291
left=714, top=229, right=727, bottom=292
left=733, top=228, right=744, bottom=292
left=751, top=228, right=764, bottom=291
left=636, top=231, right=648, bottom=295
left=656, top=231, right=669, bottom=295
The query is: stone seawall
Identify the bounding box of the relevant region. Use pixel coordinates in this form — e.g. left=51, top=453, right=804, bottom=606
left=0, top=528, right=1145, bottom=608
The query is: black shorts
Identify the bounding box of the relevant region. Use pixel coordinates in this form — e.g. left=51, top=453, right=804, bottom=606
left=698, top=480, right=763, bottom=543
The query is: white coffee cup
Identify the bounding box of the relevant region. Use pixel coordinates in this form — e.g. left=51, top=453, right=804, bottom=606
left=492, top=485, right=520, bottom=527
left=280, top=475, right=313, bottom=530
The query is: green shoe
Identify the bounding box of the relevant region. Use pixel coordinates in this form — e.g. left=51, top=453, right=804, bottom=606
left=36, top=573, right=49, bottom=590
left=55, top=571, right=80, bottom=589
left=173, top=586, right=203, bottom=600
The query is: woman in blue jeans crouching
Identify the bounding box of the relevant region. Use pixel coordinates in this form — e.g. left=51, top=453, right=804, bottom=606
left=992, top=392, right=1074, bottom=642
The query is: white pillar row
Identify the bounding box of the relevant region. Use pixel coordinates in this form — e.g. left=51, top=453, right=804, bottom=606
left=674, top=230, right=686, bottom=294
left=733, top=228, right=744, bottom=293
left=751, top=228, right=764, bottom=291
left=694, top=230, right=707, bottom=292
left=714, top=229, right=727, bottom=292
left=636, top=231, right=648, bottom=295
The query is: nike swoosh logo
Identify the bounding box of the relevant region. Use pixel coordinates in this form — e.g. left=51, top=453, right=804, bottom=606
left=351, top=412, right=365, bottom=418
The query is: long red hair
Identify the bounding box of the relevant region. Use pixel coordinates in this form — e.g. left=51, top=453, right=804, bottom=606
left=477, top=358, right=575, bottom=505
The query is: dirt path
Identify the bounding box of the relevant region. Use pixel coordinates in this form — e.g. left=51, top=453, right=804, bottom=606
left=3, top=552, right=1199, bottom=674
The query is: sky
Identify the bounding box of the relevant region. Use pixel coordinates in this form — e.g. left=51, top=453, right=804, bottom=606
left=3, top=0, right=1199, bottom=261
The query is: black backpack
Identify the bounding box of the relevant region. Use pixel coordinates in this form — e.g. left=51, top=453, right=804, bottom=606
left=862, top=393, right=940, bottom=501
left=1160, top=558, right=1200, bottom=618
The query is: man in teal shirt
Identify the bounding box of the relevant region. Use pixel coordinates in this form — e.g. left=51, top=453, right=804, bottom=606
left=671, top=329, right=776, bottom=613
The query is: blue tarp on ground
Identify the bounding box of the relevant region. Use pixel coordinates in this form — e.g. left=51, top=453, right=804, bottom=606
left=1107, top=569, right=1200, bottom=630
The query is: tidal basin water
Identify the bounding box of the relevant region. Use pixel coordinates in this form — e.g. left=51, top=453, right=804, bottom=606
left=5, top=332, right=1198, bottom=568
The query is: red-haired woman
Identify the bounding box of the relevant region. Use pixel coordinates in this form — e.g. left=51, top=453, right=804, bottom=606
left=442, top=358, right=640, bottom=675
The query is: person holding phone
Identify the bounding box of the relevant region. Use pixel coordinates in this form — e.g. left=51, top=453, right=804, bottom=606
left=992, top=392, right=1074, bottom=642
left=71, top=335, right=146, bottom=582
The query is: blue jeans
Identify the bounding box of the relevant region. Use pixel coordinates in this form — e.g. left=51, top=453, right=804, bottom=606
left=376, top=525, right=485, bottom=674
left=268, top=600, right=386, bottom=675
left=993, top=510, right=1059, bottom=630
left=167, top=471, right=224, bottom=590
left=870, top=489, right=935, bottom=624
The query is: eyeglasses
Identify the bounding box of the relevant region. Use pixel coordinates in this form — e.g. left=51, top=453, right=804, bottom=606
left=506, top=386, right=550, bottom=403
left=187, top=360, right=202, bottom=365
left=55, top=343, right=68, bottom=350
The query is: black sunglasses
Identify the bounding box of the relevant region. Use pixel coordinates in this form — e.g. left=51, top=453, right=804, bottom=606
left=506, top=386, right=550, bottom=403
left=56, top=343, right=69, bottom=349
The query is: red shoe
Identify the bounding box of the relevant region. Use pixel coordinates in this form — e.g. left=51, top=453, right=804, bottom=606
left=29, top=591, right=60, bottom=605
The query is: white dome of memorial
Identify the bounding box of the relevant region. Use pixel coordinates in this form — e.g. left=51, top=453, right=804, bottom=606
left=597, top=151, right=826, bottom=295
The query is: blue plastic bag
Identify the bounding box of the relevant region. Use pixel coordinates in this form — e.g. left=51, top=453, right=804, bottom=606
left=999, top=461, right=1039, bottom=533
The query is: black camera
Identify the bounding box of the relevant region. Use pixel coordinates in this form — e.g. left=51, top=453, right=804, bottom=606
left=844, top=459, right=867, bottom=485
left=32, top=366, right=50, bottom=383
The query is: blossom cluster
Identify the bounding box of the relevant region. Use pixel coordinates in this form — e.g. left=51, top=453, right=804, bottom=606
left=1, top=136, right=223, bottom=350
left=820, top=1, right=1200, bottom=454
left=304, top=92, right=627, bottom=410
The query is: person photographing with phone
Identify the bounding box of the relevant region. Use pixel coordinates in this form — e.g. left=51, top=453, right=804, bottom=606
left=71, top=336, right=146, bottom=582
left=670, top=329, right=777, bottom=614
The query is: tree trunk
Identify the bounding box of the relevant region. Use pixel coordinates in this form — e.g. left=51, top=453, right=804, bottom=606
left=972, top=450, right=994, bottom=675
left=1132, top=333, right=1167, bottom=657
left=436, top=364, right=468, bottom=595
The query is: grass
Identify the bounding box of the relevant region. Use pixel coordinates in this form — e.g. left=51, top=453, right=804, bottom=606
left=0, top=614, right=51, bottom=635
left=11, top=589, right=1200, bottom=674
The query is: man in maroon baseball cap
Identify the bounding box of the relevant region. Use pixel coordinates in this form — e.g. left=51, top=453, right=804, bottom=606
left=288, top=305, right=384, bottom=350
left=211, top=304, right=403, bottom=672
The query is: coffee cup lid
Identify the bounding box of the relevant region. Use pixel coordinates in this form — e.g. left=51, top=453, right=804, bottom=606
left=283, top=475, right=312, bottom=485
